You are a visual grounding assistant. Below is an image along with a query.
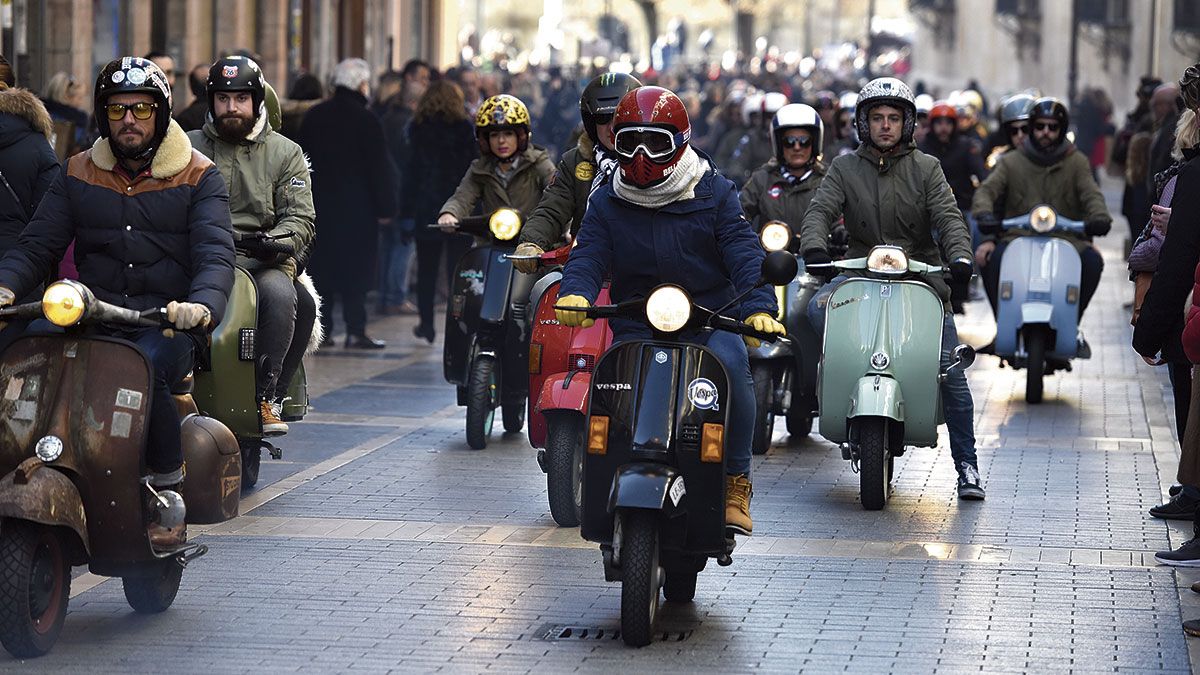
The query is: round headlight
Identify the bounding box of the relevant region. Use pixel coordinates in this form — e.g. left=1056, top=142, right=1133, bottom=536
left=1031, top=205, right=1057, bottom=233
left=759, top=221, right=792, bottom=252
left=645, top=285, right=692, bottom=333
left=489, top=209, right=522, bottom=241
left=866, top=246, right=908, bottom=274
left=42, top=281, right=86, bottom=327
left=35, top=435, right=63, bottom=462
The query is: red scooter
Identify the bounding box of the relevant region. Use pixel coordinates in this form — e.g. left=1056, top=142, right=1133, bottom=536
left=518, top=244, right=613, bottom=527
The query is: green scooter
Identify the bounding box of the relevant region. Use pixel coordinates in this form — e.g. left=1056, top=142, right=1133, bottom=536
left=811, top=246, right=974, bottom=510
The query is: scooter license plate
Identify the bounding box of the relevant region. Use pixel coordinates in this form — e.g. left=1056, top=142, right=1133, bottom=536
left=1029, top=277, right=1051, bottom=293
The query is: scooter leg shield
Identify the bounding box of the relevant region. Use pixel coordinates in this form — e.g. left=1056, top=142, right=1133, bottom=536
left=0, top=461, right=89, bottom=559
left=607, top=463, right=679, bottom=513
left=848, top=376, right=905, bottom=423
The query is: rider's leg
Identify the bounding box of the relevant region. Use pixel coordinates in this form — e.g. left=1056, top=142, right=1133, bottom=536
left=698, top=329, right=756, bottom=535
left=276, top=277, right=316, bottom=401
left=980, top=241, right=1007, bottom=315
left=133, top=329, right=195, bottom=482
left=939, top=312, right=984, bottom=498
left=1078, top=245, right=1105, bottom=319
left=252, top=267, right=298, bottom=402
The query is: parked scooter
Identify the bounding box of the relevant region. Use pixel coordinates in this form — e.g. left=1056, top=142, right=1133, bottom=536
left=191, top=231, right=312, bottom=488
left=436, top=209, right=534, bottom=449
left=569, top=251, right=796, bottom=647
left=812, top=246, right=975, bottom=510
left=992, top=206, right=1087, bottom=404
left=0, top=280, right=241, bottom=658
left=517, top=244, right=614, bottom=527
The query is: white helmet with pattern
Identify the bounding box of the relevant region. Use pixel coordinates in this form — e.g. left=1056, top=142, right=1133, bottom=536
left=854, top=77, right=916, bottom=150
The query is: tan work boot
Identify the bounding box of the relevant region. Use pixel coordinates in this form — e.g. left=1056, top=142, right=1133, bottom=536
left=725, top=473, right=753, bottom=535
left=259, top=400, right=288, bottom=436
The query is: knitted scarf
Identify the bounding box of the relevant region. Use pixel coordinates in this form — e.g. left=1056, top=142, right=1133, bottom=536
left=613, top=146, right=705, bottom=208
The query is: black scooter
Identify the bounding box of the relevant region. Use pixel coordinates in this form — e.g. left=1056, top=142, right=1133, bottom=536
left=564, top=251, right=796, bottom=647
left=434, top=209, right=535, bottom=449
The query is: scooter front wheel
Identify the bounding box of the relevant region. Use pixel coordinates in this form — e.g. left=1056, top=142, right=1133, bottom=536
left=750, top=362, right=777, bottom=455
left=619, top=510, right=661, bottom=647
left=466, top=356, right=498, bottom=450
left=1024, top=328, right=1046, bottom=404
left=0, top=521, right=70, bottom=658
left=855, top=417, right=890, bottom=511
left=122, top=558, right=183, bottom=614
left=240, top=439, right=262, bottom=489
left=545, top=415, right=584, bottom=527
left=502, top=402, right=525, bottom=433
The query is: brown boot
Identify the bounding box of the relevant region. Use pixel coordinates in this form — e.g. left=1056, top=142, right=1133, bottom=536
left=725, top=473, right=753, bottom=536
left=259, top=400, right=288, bottom=436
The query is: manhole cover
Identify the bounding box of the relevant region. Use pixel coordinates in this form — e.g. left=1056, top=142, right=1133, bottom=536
left=536, top=624, right=693, bottom=642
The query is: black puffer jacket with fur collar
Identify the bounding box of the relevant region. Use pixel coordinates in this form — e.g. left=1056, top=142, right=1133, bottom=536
left=0, top=87, right=58, bottom=254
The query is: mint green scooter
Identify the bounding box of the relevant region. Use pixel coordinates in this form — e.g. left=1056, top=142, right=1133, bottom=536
left=812, top=246, right=975, bottom=510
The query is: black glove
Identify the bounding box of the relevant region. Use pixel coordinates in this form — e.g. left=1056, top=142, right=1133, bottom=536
left=803, top=249, right=835, bottom=279
left=1085, top=219, right=1111, bottom=237
left=949, top=258, right=973, bottom=284
left=830, top=225, right=849, bottom=249
left=976, top=212, right=1001, bottom=235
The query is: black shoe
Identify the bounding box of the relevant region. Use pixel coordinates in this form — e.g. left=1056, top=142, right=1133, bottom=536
left=345, top=333, right=386, bottom=349
left=956, top=462, right=985, bottom=500
left=1155, top=537, right=1200, bottom=567
left=1171, top=484, right=1184, bottom=497
left=1149, top=493, right=1200, bottom=520
left=978, top=341, right=995, bottom=355
left=1076, top=336, right=1092, bottom=359
left=1185, top=619, right=1200, bottom=637
left=1191, top=580, right=1200, bottom=594
left=412, top=324, right=435, bottom=344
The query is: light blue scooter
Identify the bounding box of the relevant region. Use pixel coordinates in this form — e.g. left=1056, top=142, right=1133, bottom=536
left=994, top=206, right=1086, bottom=404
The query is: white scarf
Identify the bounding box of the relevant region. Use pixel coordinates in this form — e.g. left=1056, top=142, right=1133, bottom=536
left=613, top=146, right=706, bottom=208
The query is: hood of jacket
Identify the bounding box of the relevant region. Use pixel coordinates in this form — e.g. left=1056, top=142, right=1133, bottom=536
left=576, top=134, right=597, bottom=163
left=854, top=141, right=918, bottom=174
left=0, top=88, right=53, bottom=149
left=89, top=118, right=195, bottom=179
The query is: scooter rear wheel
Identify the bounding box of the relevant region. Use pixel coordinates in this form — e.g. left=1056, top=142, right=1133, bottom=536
left=240, top=440, right=262, bottom=489
left=662, top=559, right=702, bottom=602
left=545, top=415, right=584, bottom=527
left=502, top=402, right=525, bottom=433
left=1024, top=328, right=1046, bottom=404
left=122, top=558, right=183, bottom=614
left=466, top=356, right=497, bottom=450
left=0, top=521, right=70, bottom=658
left=856, top=417, right=890, bottom=511
left=750, top=362, right=777, bottom=455
left=619, top=510, right=661, bottom=647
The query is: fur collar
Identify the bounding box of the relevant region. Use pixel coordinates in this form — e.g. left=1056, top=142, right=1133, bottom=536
left=0, top=88, right=54, bottom=140
left=90, top=118, right=194, bottom=178
left=577, top=134, right=596, bottom=162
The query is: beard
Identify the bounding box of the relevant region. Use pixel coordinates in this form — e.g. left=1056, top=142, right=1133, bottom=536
left=111, top=128, right=153, bottom=158
left=216, top=114, right=255, bottom=142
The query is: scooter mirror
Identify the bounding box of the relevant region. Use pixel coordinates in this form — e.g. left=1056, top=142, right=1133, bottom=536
left=761, top=250, right=799, bottom=286
left=950, top=344, right=976, bottom=371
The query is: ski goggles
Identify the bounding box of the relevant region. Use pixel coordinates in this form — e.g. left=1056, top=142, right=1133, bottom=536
left=104, top=102, right=158, bottom=121
left=614, top=125, right=688, bottom=161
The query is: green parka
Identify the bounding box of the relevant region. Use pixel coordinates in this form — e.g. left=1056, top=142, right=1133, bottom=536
left=740, top=159, right=827, bottom=228
left=970, top=142, right=1111, bottom=253
left=519, top=135, right=600, bottom=249
left=439, top=145, right=555, bottom=221
left=188, top=116, right=315, bottom=276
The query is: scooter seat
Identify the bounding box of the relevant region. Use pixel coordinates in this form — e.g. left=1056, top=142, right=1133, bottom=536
left=171, top=373, right=195, bottom=396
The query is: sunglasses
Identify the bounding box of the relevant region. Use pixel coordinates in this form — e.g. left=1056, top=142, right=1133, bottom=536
left=592, top=113, right=614, bottom=127
left=1033, top=122, right=1059, bottom=132
left=105, top=102, right=158, bottom=121
left=1009, top=124, right=1030, bottom=136
left=782, top=135, right=813, bottom=148
left=614, top=126, right=679, bottom=160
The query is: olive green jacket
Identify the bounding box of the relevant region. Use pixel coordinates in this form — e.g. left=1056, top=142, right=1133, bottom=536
left=439, top=145, right=555, bottom=221
left=970, top=142, right=1111, bottom=252
left=189, top=116, right=316, bottom=276
left=519, top=135, right=600, bottom=249
left=740, top=159, right=826, bottom=228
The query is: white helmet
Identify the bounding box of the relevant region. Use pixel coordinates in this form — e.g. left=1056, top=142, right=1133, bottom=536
left=855, top=77, right=916, bottom=149
left=838, top=90, right=859, bottom=112
left=741, top=91, right=764, bottom=125
left=762, top=92, right=789, bottom=117
left=914, top=93, right=934, bottom=116
left=770, top=103, right=823, bottom=166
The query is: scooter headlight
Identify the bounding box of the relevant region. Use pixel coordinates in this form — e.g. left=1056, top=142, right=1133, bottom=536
left=489, top=208, right=522, bottom=241
left=1031, top=205, right=1057, bottom=233
left=645, top=285, right=692, bottom=333
left=866, top=246, right=908, bottom=275
left=42, top=280, right=87, bottom=327
left=759, top=221, right=792, bottom=252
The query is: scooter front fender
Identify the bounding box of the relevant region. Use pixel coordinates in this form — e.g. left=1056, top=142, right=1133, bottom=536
left=1021, top=303, right=1054, bottom=325
left=536, top=371, right=592, bottom=414
left=608, top=463, right=678, bottom=513
left=0, top=460, right=88, bottom=556
left=848, top=375, right=904, bottom=423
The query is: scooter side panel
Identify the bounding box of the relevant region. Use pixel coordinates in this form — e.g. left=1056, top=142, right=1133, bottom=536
left=996, top=237, right=1082, bottom=357
left=444, top=246, right=493, bottom=385
left=192, top=267, right=259, bottom=436
left=818, top=279, right=944, bottom=445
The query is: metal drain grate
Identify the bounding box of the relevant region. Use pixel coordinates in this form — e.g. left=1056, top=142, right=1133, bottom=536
left=537, top=624, right=693, bottom=642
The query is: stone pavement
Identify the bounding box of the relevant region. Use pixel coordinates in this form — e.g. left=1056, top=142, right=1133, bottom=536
left=4, top=178, right=1198, bottom=673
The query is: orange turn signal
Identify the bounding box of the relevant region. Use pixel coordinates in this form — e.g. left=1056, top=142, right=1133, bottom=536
left=701, top=423, right=724, bottom=463
left=528, top=343, right=543, bottom=374
left=587, top=415, right=609, bottom=455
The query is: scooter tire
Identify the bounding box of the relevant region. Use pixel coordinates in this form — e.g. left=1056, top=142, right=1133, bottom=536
left=750, top=362, right=776, bottom=455
left=122, top=558, right=183, bottom=614
left=786, top=407, right=813, bottom=438
left=857, top=417, right=890, bottom=511
left=663, top=565, right=699, bottom=602
left=240, top=441, right=261, bottom=489
left=0, top=522, right=69, bottom=658
left=545, top=415, right=584, bottom=527
left=466, top=356, right=497, bottom=450
left=502, top=402, right=525, bottom=434
left=1025, top=329, right=1046, bottom=404
left=620, top=510, right=661, bottom=647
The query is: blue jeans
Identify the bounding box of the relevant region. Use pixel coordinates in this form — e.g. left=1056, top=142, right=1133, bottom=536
left=807, top=276, right=978, bottom=470
left=613, top=325, right=754, bottom=476
left=380, top=227, right=414, bottom=306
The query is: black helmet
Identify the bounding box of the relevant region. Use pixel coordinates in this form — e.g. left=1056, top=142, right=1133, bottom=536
left=94, top=56, right=173, bottom=160
left=1029, top=97, right=1069, bottom=129
left=206, top=56, right=266, bottom=118
left=579, top=72, right=642, bottom=145
left=999, top=93, right=1036, bottom=126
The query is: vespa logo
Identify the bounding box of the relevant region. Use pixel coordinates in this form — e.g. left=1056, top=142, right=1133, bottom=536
left=595, top=383, right=632, bottom=391
left=654, top=351, right=668, bottom=364
left=687, top=378, right=720, bottom=411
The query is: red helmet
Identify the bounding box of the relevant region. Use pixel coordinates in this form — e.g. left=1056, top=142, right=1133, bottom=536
left=612, top=86, right=691, bottom=188
left=928, top=101, right=957, bottom=122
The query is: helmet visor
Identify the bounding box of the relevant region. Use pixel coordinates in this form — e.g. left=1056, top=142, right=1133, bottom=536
left=614, top=126, right=677, bottom=160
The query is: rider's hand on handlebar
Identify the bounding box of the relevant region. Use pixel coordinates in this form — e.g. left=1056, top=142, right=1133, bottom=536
left=976, top=212, right=1001, bottom=235
left=803, top=249, right=835, bottom=280
left=555, top=295, right=593, bottom=328
left=437, top=213, right=459, bottom=234
left=974, top=241, right=996, bottom=268
left=511, top=243, right=543, bottom=274
left=949, top=258, right=973, bottom=284
left=0, top=286, right=13, bottom=309
left=1084, top=219, right=1111, bottom=237
left=162, top=301, right=212, bottom=338
left=742, top=312, right=785, bottom=348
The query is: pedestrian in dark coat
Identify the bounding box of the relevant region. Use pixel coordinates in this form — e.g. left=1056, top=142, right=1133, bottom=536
left=400, top=80, right=478, bottom=342
left=299, top=59, right=398, bottom=348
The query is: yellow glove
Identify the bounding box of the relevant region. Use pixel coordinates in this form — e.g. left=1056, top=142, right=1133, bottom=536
left=511, top=243, right=543, bottom=274
left=555, top=294, right=593, bottom=328
left=742, top=312, right=785, bottom=348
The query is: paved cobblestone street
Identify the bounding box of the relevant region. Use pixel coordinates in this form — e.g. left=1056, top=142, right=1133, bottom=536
left=4, top=181, right=1199, bottom=673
